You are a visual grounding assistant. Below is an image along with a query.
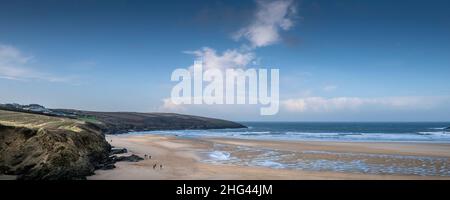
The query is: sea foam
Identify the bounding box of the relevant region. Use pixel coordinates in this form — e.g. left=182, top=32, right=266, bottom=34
left=208, top=151, right=231, bottom=160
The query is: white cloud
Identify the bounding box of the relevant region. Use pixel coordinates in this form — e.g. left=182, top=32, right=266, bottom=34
left=160, top=98, right=186, bottom=112
left=0, top=44, right=33, bottom=64
left=182, top=0, right=298, bottom=71
left=282, top=96, right=450, bottom=113
left=185, top=47, right=255, bottom=70
left=233, top=0, right=297, bottom=48
left=0, top=44, right=70, bottom=82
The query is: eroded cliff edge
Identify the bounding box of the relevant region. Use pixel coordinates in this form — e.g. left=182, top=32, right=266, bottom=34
left=0, top=111, right=111, bottom=180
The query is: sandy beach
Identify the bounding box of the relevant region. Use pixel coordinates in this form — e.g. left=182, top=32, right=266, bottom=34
left=89, top=134, right=450, bottom=180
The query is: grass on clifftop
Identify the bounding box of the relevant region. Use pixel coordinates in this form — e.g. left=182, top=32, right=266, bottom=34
left=0, top=110, right=87, bottom=133
left=77, top=115, right=101, bottom=124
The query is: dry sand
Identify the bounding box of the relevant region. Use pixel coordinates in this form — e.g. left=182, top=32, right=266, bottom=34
left=88, top=134, right=450, bottom=180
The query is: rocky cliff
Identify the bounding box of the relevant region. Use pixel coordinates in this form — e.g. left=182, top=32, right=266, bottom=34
left=0, top=110, right=110, bottom=180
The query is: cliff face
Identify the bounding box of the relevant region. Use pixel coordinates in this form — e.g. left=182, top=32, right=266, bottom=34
left=0, top=111, right=111, bottom=180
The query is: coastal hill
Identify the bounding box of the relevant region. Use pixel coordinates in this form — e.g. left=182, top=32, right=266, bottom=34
left=53, top=109, right=246, bottom=134
left=0, top=103, right=246, bottom=134
left=0, top=104, right=245, bottom=179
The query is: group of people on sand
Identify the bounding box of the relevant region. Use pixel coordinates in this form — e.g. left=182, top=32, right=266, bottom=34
left=153, top=163, right=163, bottom=170
left=109, top=139, right=164, bottom=170
left=144, top=154, right=163, bottom=170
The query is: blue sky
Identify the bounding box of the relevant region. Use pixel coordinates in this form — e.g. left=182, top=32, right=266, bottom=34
left=1, top=0, right=450, bottom=121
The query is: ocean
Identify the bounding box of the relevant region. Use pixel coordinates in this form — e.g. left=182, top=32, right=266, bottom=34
left=132, top=122, right=450, bottom=143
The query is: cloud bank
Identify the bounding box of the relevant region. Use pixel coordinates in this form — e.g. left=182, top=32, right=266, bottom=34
left=282, top=96, right=450, bottom=113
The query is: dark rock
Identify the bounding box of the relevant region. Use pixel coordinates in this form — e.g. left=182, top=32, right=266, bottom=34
left=96, top=163, right=116, bottom=170
left=111, top=148, right=127, bottom=154
left=115, top=154, right=144, bottom=162
left=94, top=156, right=117, bottom=170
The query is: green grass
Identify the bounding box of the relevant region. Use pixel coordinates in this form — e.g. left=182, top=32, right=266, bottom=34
left=77, top=115, right=101, bottom=124
left=0, top=110, right=84, bottom=132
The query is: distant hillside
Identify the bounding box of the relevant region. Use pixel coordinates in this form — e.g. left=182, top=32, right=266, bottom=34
left=54, top=109, right=246, bottom=134
left=0, top=103, right=246, bottom=134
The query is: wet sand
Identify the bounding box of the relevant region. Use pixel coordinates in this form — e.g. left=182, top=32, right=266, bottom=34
left=88, top=134, right=450, bottom=180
